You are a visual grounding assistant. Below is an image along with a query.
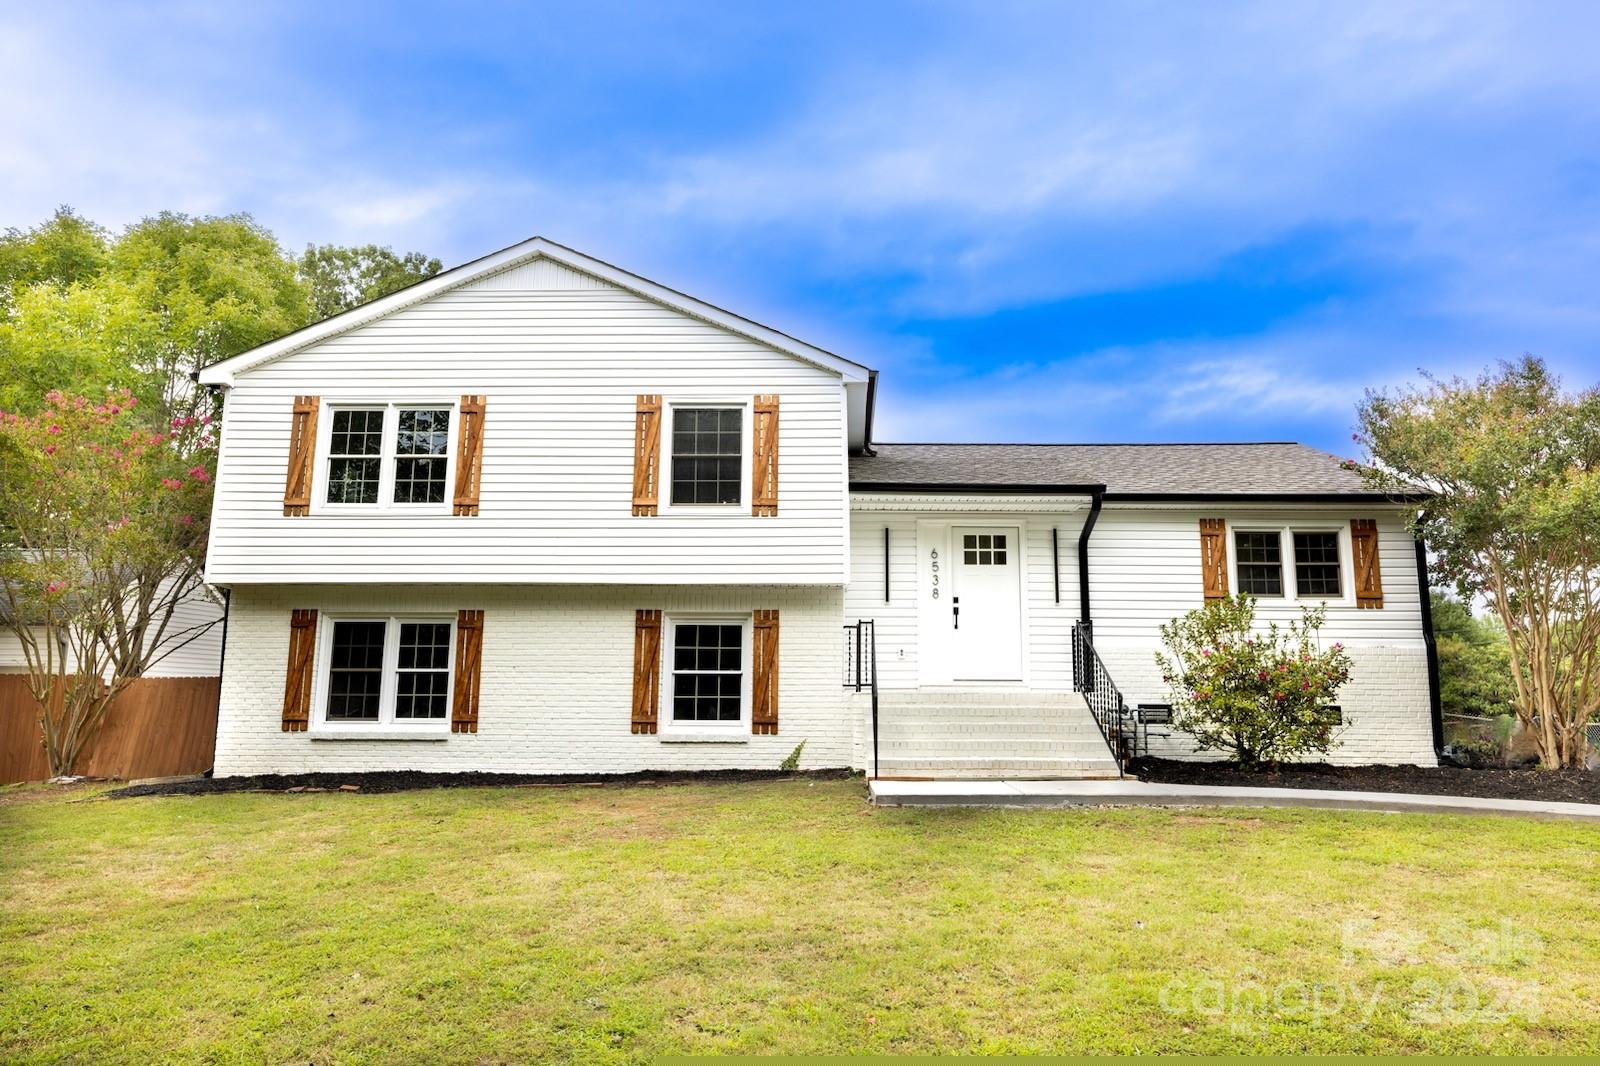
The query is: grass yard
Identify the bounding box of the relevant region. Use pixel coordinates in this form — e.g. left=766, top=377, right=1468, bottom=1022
left=3, top=778, right=1599, bottom=1062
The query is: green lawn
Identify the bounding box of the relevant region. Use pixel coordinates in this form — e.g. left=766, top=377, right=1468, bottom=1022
left=3, top=779, right=1598, bottom=1062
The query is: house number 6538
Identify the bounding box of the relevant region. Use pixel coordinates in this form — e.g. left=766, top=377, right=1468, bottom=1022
left=930, top=548, right=940, bottom=599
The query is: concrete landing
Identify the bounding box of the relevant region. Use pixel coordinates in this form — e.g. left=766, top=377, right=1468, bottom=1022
left=868, top=778, right=1600, bottom=821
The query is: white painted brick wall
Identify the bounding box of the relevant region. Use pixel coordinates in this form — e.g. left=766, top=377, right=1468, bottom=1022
left=1098, top=639, right=1437, bottom=765
left=214, top=584, right=849, bottom=777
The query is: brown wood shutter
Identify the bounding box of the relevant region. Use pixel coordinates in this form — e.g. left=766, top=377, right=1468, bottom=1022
left=282, top=396, right=320, bottom=516
left=1351, top=518, right=1384, bottom=608
left=452, top=609, right=484, bottom=733
left=281, top=609, right=317, bottom=731
left=453, top=395, right=486, bottom=516
left=1199, top=518, right=1229, bottom=601
left=632, top=395, right=662, bottom=516
left=631, top=609, right=662, bottom=733
left=752, top=609, right=779, bottom=734
left=752, top=394, right=779, bottom=517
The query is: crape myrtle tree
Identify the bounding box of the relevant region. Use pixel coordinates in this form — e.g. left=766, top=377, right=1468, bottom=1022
left=0, top=207, right=440, bottom=775
left=0, top=391, right=215, bottom=776
left=1355, top=356, right=1600, bottom=768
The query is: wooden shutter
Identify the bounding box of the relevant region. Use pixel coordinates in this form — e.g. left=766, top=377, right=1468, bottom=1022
left=632, top=395, right=662, bottom=516
left=1351, top=519, right=1384, bottom=608
left=752, top=609, right=779, bottom=735
left=281, top=609, right=317, bottom=731
left=282, top=396, right=320, bottom=516
left=1199, top=518, right=1229, bottom=601
left=752, top=394, right=779, bottom=517
left=452, top=395, right=486, bottom=516
left=631, top=609, right=662, bottom=733
left=452, top=609, right=484, bottom=733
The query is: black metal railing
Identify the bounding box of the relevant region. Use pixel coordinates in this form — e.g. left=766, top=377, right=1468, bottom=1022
left=1072, top=621, right=1129, bottom=775
left=842, top=620, right=880, bottom=779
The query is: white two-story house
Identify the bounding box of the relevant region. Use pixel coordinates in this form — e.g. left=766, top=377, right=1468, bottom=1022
left=197, top=238, right=1441, bottom=780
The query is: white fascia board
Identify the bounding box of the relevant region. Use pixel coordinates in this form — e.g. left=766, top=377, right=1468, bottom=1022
left=197, top=237, right=873, bottom=386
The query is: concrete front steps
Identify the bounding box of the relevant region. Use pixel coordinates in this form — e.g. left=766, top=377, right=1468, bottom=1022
left=870, top=690, right=1122, bottom=780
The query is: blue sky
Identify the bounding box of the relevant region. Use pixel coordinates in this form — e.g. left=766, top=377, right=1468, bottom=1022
left=5, top=2, right=1599, bottom=454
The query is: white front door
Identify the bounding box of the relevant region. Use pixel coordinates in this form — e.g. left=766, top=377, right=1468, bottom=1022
left=950, top=526, right=1023, bottom=681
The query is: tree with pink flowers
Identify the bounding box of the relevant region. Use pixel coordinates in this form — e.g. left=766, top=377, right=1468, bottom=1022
left=0, top=389, right=217, bottom=777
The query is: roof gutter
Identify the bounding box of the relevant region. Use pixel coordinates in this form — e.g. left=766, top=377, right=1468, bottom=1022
left=1077, top=488, right=1104, bottom=628
left=850, top=482, right=1107, bottom=495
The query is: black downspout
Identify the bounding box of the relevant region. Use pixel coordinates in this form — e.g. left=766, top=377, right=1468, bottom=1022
left=1051, top=528, right=1060, bottom=603
left=1076, top=490, right=1104, bottom=631
left=210, top=587, right=231, bottom=777
left=1413, top=531, right=1444, bottom=761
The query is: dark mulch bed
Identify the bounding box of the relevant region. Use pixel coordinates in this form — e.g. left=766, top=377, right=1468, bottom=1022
left=1131, top=756, right=1600, bottom=805
left=106, top=767, right=856, bottom=799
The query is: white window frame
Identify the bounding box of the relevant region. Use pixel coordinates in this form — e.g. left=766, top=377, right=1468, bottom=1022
left=311, top=614, right=456, bottom=733
left=659, top=397, right=752, bottom=515
left=315, top=401, right=458, bottom=514
left=1227, top=522, right=1353, bottom=606
left=659, top=612, right=752, bottom=740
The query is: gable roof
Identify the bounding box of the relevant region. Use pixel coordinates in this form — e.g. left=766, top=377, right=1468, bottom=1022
left=851, top=442, right=1404, bottom=500
left=196, top=236, right=874, bottom=386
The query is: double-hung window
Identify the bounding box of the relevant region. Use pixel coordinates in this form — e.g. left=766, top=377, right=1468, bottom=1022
left=1292, top=531, right=1343, bottom=597
left=1234, top=531, right=1285, bottom=597
left=670, top=407, right=742, bottom=505
left=323, top=404, right=453, bottom=509
left=666, top=616, right=748, bottom=732
left=320, top=616, right=454, bottom=729
left=1232, top=526, right=1347, bottom=601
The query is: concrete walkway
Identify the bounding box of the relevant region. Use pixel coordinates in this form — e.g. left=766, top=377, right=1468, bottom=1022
left=868, top=777, right=1600, bottom=820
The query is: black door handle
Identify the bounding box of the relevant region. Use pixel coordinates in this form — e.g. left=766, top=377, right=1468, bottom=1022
left=952, top=596, right=960, bottom=630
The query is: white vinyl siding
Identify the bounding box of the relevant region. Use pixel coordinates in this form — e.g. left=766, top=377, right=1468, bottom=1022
left=205, top=260, right=848, bottom=585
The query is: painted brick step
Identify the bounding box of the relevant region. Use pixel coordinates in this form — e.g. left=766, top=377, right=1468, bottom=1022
left=879, top=719, right=1107, bottom=739
left=881, top=738, right=1118, bottom=756
left=875, top=757, right=1122, bottom=780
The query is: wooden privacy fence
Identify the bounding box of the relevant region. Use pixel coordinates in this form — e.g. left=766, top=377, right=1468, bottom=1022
left=0, top=674, right=219, bottom=783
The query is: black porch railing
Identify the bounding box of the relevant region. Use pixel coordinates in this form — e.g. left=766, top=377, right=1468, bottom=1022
left=1072, top=621, right=1130, bottom=775
left=842, top=620, right=879, bottom=779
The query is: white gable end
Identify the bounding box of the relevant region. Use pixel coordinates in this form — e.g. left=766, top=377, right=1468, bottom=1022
left=465, top=256, right=615, bottom=292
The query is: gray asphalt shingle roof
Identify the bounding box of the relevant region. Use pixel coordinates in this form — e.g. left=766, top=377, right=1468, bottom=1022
left=850, top=442, right=1378, bottom=497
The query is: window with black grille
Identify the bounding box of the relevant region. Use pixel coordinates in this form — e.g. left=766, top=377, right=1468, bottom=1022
left=395, top=622, right=451, bottom=719
left=671, top=622, right=743, bottom=723
left=1293, top=531, right=1343, bottom=597
left=393, top=408, right=450, bottom=504
left=962, top=533, right=1007, bottom=565
left=327, top=409, right=385, bottom=504
left=1234, top=531, right=1284, bottom=596
left=670, top=407, right=742, bottom=505
left=326, top=620, right=386, bottom=720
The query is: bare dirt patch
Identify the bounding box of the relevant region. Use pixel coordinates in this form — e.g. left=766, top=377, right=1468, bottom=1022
left=104, top=767, right=855, bottom=798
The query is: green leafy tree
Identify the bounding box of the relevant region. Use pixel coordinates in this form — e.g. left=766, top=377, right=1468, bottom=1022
left=1155, top=595, right=1353, bottom=768
left=0, top=210, right=311, bottom=418
left=0, top=206, right=108, bottom=306
left=1356, top=357, right=1600, bottom=768
left=0, top=390, right=217, bottom=776
left=1431, top=591, right=1516, bottom=719
left=297, top=243, right=442, bottom=321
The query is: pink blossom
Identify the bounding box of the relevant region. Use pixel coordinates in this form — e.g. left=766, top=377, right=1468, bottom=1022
left=161, top=477, right=183, bottom=490
left=187, top=465, right=210, bottom=483
left=177, top=514, right=194, bottom=526
left=43, top=444, right=55, bottom=456
left=47, top=424, right=60, bottom=435
left=44, top=581, right=65, bottom=594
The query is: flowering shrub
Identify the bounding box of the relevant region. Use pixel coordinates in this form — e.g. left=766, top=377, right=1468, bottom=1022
left=1154, top=595, right=1352, bottom=768
left=0, top=389, right=216, bottom=776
